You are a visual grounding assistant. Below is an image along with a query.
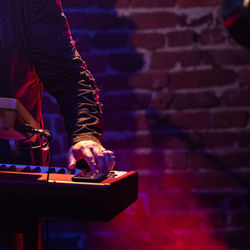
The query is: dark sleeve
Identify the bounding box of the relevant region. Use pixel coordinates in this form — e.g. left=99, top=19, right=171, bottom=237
left=26, top=0, right=102, bottom=146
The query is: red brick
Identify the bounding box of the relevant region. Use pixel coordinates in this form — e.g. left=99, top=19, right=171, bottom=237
left=113, top=0, right=131, bottom=8
left=138, top=175, right=159, bottom=192
left=238, top=131, right=250, bottom=148
left=104, top=112, right=159, bottom=131
left=199, top=28, right=226, bottom=45
left=102, top=112, right=130, bottom=131
left=74, top=34, right=91, bottom=53
left=201, top=49, right=250, bottom=66
left=107, top=53, right=144, bottom=72
left=97, top=72, right=167, bottom=91
left=106, top=133, right=194, bottom=150
left=169, top=111, right=210, bottom=129
left=205, top=213, right=228, bottom=229
left=129, top=33, right=165, bottom=50
left=62, top=0, right=96, bottom=8
left=197, top=132, right=238, bottom=148
left=83, top=55, right=107, bottom=73
left=178, top=0, right=221, bottom=8
left=150, top=213, right=204, bottom=230
left=121, top=219, right=172, bottom=245
left=187, top=152, right=219, bottom=170
left=171, top=131, right=238, bottom=151
left=222, top=89, right=250, bottom=107
left=230, top=193, right=250, bottom=210
left=92, top=33, right=128, bottom=49
left=220, top=151, right=250, bottom=168
left=151, top=52, right=179, bottom=70
left=150, top=91, right=173, bottom=109
left=131, top=0, right=176, bottom=7
left=102, top=92, right=150, bottom=111
left=128, top=12, right=177, bottom=29
left=179, top=13, right=213, bottom=27
left=151, top=50, right=201, bottom=70
left=223, top=229, right=250, bottom=248
left=86, top=212, right=228, bottom=250
left=66, top=13, right=126, bottom=30
left=129, top=112, right=171, bottom=131
left=98, top=0, right=130, bottom=8
left=149, top=192, right=191, bottom=212
left=65, top=0, right=130, bottom=9
left=129, top=72, right=167, bottom=89
left=127, top=196, right=148, bottom=215
left=171, top=91, right=219, bottom=109
left=179, top=50, right=201, bottom=67
left=191, top=172, right=244, bottom=189
left=231, top=212, right=250, bottom=228
left=150, top=50, right=200, bottom=70
left=239, top=68, right=250, bottom=87
left=115, top=150, right=189, bottom=171
left=210, top=111, right=248, bottom=128
left=172, top=232, right=228, bottom=249
left=169, top=69, right=237, bottom=89
left=168, top=30, right=195, bottom=47
left=188, top=150, right=250, bottom=170
left=157, top=172, right=193, bottom=191
left=86, top=215, right=175, bottom=250
left=192, top=192, right=231, bottom=210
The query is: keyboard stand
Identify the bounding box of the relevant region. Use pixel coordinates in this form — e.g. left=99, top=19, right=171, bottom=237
left=0, top=217, right=42, bottom=250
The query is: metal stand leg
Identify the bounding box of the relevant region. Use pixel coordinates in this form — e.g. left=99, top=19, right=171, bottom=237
left=0, top=217, right=42, bottom=250
left=23, top=218, right=42, bottom=250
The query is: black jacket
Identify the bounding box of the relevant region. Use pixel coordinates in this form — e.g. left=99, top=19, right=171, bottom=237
left=0, top=0, right=102, bottom=164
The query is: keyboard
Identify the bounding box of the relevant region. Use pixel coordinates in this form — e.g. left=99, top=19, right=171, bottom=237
left=0, top=163, right=138, bottom=221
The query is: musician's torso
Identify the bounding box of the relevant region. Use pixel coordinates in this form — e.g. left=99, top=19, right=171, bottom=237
left=0, top=0, right=43, bottom=123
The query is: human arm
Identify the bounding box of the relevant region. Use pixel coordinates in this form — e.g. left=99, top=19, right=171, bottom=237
left=26, top=0, right=115, bottom=172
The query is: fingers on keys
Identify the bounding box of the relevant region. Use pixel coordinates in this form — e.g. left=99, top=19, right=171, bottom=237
left=67, top=141, right=116, bottom=173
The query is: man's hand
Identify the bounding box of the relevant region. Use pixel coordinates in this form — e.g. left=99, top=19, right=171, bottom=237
left=67, top=140, right=116, bottom=174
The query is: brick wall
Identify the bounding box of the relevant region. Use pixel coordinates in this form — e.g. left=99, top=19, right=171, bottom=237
left=43, top=0, right=250, bottom=249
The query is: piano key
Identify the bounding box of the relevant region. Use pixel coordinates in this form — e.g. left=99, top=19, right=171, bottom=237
left=48, top=167, right=56, bottom=173
left=8, top=165, right=16, bottom=171
left=68, top=169, right=75, bottom=175
left=57, top=168, right=66, bottom=174
left=0, top=165, right=7, bottom=171
left=22, top=166, right=31, bottom=172
left=32, top=167, right=41, bottom=173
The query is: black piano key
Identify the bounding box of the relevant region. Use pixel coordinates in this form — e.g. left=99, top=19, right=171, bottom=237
left=68, top=169, right=75, bottom=175
left=57, top=168, right=66, bottom=174
left=48, top=167, right=56, bottom=173
left=22, top=166, right=31, bottom=172
left=32, top=167, right=41, bottom=173
left=8, top=165, right=16, bottom=171
left=0, top=165, right=7, bottom=171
